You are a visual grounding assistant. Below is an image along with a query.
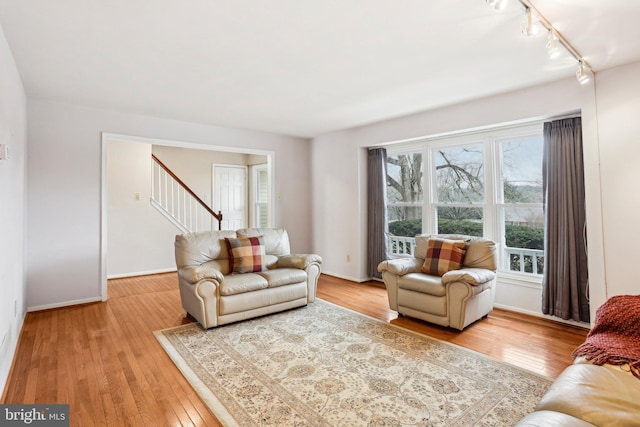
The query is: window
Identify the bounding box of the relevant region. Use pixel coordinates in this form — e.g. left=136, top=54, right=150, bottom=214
left=432, top=143, right=484, bottom=237
left=385, top=150, right=422, bottom=255
left=497, top=135, right=544, bottom=274
left=252, top=165, right=269, bottom=228
left=385, top=123, right=544, bottom=279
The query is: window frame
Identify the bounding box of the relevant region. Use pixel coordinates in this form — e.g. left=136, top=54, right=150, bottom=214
left=384, top=122, right=544, bottom=285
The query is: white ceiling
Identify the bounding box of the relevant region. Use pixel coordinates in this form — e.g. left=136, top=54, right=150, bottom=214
left=1, top=0, right=639, bottom=138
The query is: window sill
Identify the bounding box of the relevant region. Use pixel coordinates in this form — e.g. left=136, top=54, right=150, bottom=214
left=497, top=270, right=542, bottom=289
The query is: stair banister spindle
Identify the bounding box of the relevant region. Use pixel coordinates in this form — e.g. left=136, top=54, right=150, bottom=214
left=150, top=154, right=222, bottom=231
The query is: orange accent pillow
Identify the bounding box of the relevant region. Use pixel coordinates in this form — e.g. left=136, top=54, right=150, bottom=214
left=421, top=238, right=467, bottom=276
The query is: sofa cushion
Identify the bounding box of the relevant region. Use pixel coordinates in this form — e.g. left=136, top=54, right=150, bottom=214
left=398, top=273, right=446, bottom=297
left=534, top=363, right=640, bottom=426
left=258, top=268, right=308, bottom=288
left=225, top=236, right=266, bottom=273
left=220, top=273, right=268, bottom=296
left=174, top=230, right=237, bottom=269
left=516, top=410, right=596, bottom=426
left=421, top=238, right=468, bottom=276
left=236, top=228, right=291, bottom=257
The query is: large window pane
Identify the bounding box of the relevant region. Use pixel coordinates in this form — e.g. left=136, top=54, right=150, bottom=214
left=386, top=151, right=423, bottom=256
left=386, top=152, right=423, bottom=203
left=503, top=207, right=544, bottom=274
left=436, top=207, right=483, bottom=236
left=500, top=137, right=543, bottom=203
left=434, top=145, right=484, bottom=204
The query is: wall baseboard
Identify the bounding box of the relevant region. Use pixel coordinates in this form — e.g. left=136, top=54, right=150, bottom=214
left=27, top=296, right=103, bottom=313
left=1, top=310, right=27, bottom=401
left=493, top=303, right=591, bottom=329
left=322, top=271, right=369, bottom=283
left=107, top=268, right=177, bottom=280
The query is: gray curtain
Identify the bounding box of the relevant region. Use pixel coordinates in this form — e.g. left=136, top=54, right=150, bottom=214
left=542, top=117, right=590, bottom=322
left=367, top=148, right=389, bottom=278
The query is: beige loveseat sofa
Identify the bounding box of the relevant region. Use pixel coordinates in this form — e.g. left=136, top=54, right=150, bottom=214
left=175, top=228, right=322, bottom=328
left=378, top=234, right=497, bottom=330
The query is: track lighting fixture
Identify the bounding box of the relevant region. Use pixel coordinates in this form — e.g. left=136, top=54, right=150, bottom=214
left=576, top=61, right=591, bottom=85
left=486, top=0, right=594, bottom=85
left=486, top=0, right=508, bottom=11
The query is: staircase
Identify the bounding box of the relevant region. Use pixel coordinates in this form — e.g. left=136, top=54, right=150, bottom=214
left=151, top=154, right=222, bottom=233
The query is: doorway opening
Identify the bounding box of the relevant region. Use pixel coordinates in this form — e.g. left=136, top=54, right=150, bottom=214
left=100, top=133, right=275, bottom=300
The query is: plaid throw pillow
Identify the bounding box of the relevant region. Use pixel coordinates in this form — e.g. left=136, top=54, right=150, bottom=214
left=224, top=236, right=266, bottom=273
left=421, top=238, right=468, bottom=276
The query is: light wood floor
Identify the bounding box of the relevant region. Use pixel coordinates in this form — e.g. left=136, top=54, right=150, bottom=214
left=2, top=272, right=588, bottom=426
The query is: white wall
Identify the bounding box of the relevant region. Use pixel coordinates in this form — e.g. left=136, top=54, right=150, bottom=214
left=311, top=75, right=609, bottom=322
left=152, top=145, right=264, bottom=206
left=27, top=99, right=311, bottom=310
left=311, top=131, right=368, bottom=280
left=0, top=25, right=27, bottom=397
left=107, top=140, right=179, bottom=277
left=593, top=61, right=640, bottom=299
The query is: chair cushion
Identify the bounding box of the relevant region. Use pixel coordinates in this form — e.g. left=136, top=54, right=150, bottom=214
left=421, top=238, right=468, bottom=276
left=225, top=236, right=266, bottom=273
left=398, top=273, right=446, bottom=297
left=442, top=268, right=496, bottom=286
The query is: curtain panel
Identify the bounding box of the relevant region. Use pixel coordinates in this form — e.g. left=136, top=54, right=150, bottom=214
left=542, top=117, right=590, bottom=322
left=367, top=148, right=389, bottom=278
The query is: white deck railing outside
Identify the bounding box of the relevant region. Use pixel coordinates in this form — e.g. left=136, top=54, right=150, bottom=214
left=388, top=235, right=544, bottom=274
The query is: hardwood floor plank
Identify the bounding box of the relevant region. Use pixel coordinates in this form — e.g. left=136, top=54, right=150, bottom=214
left=2, top=272, right=588, bottom=426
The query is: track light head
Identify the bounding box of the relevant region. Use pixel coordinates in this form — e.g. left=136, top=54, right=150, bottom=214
left=546, top=30, right=561, bottom=59
left=486, top=0, right=508, bottom=11
left=521, top=7, right=543, bottom=37
left=576, top=61, right=591, bottom=85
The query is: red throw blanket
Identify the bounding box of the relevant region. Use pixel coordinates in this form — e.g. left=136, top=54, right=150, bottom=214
left=572, top=294, right=640, bottom=379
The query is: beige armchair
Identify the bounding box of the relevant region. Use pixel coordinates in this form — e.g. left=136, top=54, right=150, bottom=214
left=378, top=234, right=497, bottom=330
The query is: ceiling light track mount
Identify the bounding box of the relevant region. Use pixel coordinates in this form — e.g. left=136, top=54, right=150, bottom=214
left=488, top=0, right=594, bottom=84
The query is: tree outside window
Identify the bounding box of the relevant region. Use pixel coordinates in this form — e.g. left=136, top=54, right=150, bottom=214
left=386, top=152, right=422, bottom=254
left=433, top=145, right=484, bottom=237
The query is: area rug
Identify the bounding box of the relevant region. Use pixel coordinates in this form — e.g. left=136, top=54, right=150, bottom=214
left=154, top=300, right=551, bottom=426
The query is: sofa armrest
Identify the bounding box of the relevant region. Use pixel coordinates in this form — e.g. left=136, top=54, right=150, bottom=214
left=178, top=265, right=224, bottom=284
left=377, top=258, right=422, bottom=276
left=277, top=254, right=322, bottom=270
left=442, top=268, right=496, bottom=286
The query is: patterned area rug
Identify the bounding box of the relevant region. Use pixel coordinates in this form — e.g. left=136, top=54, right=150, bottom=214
left=154, top=300, right=551, bottom=426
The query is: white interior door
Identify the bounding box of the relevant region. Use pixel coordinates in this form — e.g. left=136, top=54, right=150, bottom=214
left=213, top=165, right=247, bottom=230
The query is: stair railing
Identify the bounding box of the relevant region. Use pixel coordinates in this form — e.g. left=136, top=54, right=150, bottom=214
left=151, top=154, right=222, bottom=232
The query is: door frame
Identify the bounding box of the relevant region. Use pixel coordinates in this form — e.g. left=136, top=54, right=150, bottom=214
left=100, top=132, right=275, bottom=301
